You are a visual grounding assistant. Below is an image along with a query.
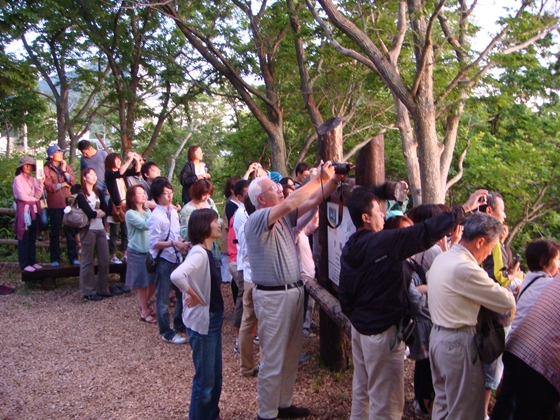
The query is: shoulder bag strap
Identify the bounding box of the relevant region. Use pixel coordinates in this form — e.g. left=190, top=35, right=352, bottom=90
left=517, top=274, right=546, bottom=301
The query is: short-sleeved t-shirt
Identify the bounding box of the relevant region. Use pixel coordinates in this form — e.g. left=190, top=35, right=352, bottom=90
left=244, top=207, right=300, bottom=287
left=80, top=150, right=108, bottom=193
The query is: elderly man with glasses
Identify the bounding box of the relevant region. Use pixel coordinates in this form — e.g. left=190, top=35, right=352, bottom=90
left=244, top=162, right=344, bottom=420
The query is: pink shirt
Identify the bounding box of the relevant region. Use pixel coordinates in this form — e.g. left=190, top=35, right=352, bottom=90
left=227, top=216, right=238, bottom=263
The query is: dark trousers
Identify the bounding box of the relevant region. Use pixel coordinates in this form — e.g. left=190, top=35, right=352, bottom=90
left=18, top=218, right=38, bottom=269
left=48, top=208, right=78, bottom=263
left=414, top=357, right=434, bottom=413
left=491, top=351, right=560, bottom=420
left=109, top=222, right=128, bottom=255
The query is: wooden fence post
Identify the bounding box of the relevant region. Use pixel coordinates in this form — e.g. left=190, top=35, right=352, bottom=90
left=316, top=117, right=348, bottom=371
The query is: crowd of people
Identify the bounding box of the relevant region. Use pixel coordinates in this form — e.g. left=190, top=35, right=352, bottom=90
left=9, top=142, right=560, bottom=420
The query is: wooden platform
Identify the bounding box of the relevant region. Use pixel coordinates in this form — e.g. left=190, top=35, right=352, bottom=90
left=21, top=263, right=127, bottom=291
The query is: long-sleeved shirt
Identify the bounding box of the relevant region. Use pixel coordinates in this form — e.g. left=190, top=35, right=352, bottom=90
left=125, top=209, right=151, bottom=253
left=148, top=205, right=182, bottom=264
left=427, top=243, right=516, bottom=329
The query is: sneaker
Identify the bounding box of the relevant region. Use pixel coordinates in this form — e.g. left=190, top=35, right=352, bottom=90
left=299, top=353, right=310, bottom=364
left=83, top=294, right=103, bottom=301
left=162, top=334, right=187, bottom=345
left=72, top=260, right=81, bottom=266
left=51, top=261, right=59, bottom=267
left=116, top=284, right=131, bottom=294
left=233, top=337, right=240, bottom=354
left=253, top=334, right=260, bottom=345
left=33, top=264, right=42, bottom=270
left=97, top=292, right=114, bottom=298
left=121, top=255, right=127, bottom=263
left=277, top=405, right=310, bottom=418
left=110, top=256, right=122, bottom=264
left=303, top=328, right=316, bottom=338
left=23, top=266, right=36, bottom=272
left=109, top=285, right=125, bottom=296
left=310, top=320, right=319, bottom=329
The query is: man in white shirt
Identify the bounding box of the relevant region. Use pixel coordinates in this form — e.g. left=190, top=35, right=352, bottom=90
left=428, top=213, right=516, bottom=420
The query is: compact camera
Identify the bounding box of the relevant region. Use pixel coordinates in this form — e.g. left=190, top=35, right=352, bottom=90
left=332, top=162, right=351, bottom=175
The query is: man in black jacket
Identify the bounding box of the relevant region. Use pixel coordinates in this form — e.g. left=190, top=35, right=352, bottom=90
left=339, top=186, right=485, bottom=420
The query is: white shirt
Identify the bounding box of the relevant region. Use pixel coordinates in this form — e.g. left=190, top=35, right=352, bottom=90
left=148, top=205, right=182, bottom=263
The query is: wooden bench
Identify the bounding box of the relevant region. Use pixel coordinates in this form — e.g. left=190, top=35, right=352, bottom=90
left=21, top=263, right=127, bottom=291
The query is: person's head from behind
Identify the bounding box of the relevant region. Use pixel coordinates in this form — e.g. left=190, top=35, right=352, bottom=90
left=407, top=204, right=445, bottom=224
left=150, top=176, right=174, bottom=206
left=224, top=176, right=241, bottom=199
left=187, top=145, right=202, bottom=162
left=187, top=208, right=220, bottom=244
left=126, top=185, right=147, bottom=211
left=525, top=239, right=560, bottom=277
left=141, top=161, right=160, bottom=183
left=460, top=213, right=503, bottom=264
left=347, top=187, right=384, bottom=232
left=189, top=179, right=214, bottom=203
left=279, top=177, right=295, bottom=198
left=479, top=191, right=506, bottom=223
left=294, top=162, right=311, bottom=184
left=384, top=215, right=413, bottom=231
left=77, top=140, right=96, bottom=158
left=248, top=176, right=283, bottom=209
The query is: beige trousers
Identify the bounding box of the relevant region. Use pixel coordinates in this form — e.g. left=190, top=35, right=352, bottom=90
left=350, top=324, right=405, bottom=420
left=239, top=279, right=258, bottom=376
left=253, top=284, right=304, bottom=419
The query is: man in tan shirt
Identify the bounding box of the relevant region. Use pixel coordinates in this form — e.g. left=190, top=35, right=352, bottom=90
left=427, top=213, right=516, bottom=420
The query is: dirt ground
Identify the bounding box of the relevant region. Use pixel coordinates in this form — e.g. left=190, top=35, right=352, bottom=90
left=0, top=266, right=427, bottom=420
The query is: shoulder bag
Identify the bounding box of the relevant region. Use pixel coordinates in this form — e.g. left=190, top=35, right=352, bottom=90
left=62, top=194, right=90, bottom=229
left=475, top=305, right=506, bottom=364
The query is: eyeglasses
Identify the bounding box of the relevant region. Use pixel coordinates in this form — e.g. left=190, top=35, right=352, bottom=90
left=259, top=183, right=282, bottom=196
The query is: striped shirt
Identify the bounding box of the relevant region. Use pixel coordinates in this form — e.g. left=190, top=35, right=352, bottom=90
left=244, top=207, right=300, bottom=287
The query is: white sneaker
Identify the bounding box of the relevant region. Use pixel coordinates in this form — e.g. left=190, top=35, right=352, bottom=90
left=162, top=334, right=187, bottom=345
left=303, top=328, right=316, bottom=338
left=111, top=256, right=122, bottom=264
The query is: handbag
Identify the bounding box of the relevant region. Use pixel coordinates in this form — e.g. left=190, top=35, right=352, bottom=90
left=475, top=306, right=506, bottom=364
left=40, top=198, right=48, bottom=209
left=111, top=201, right=127, bottom=223
left=62, top=194, right=90, bottom=229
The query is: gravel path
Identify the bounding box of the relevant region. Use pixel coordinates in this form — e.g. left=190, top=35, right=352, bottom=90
left=0, top=269, right=423, bottom=420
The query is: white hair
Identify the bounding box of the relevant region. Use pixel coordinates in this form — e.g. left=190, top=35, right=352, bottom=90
left=248, top=176, right=270, bottom=208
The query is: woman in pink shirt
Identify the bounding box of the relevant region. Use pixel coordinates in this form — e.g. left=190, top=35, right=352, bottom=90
left=12, top=157, right=45, bottom=272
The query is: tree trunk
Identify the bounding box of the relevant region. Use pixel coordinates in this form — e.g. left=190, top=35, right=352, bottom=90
left=316, top=117, right=348, bottom=372
left=394, top=96, right=422, bottom=206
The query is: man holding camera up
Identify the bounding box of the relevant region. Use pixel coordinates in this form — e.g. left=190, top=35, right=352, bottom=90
left=245, top=161, right=344, bottom=420
left=339, top=188, right=487, bottom=420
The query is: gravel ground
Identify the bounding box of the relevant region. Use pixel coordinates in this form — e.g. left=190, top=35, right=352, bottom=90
left=0, top=267, right=427, bottom=420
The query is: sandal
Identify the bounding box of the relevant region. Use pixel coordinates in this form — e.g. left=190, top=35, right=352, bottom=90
left=140, top=314, right=157, bottom=324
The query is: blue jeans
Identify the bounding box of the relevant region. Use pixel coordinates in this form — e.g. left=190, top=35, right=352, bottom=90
left=187, top=311, right=223, bottom=420
left=155, top=258, right=185, bottom=340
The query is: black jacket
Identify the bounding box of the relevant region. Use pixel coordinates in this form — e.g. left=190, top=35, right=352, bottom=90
left=339, top=206, right=466, bottom=335
left=179, top=161, right=197, bottom=205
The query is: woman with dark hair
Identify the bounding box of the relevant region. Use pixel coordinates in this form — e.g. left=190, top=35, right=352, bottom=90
left=12, top=157, right=45, bottom=272
left=384, top=215, right=435, bottom=415
left=105, top=151, right=141, bottom=267
left=75, top=168, right=111, bottom=301
left=171, top=208, right=223, bottom=420
left=491, top=240, right=560, bottom=420
left=179, top=179, right=218, bottom=242
left=125, top=184, right=156, bottom=323
left=179, top=145, right=211, bottom=205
